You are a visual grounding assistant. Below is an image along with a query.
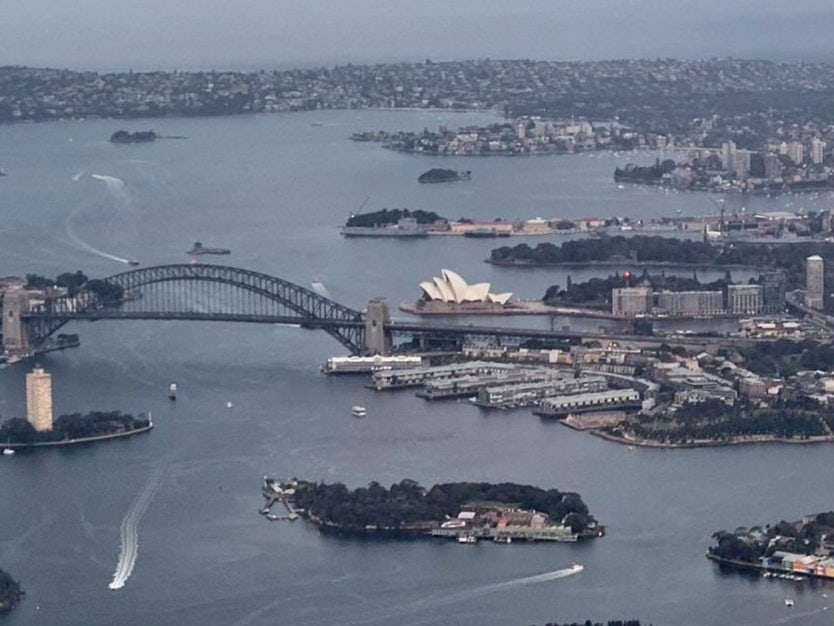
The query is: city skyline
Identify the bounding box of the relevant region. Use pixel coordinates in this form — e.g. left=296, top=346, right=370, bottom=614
left=4, top=1, right=834, bottom=71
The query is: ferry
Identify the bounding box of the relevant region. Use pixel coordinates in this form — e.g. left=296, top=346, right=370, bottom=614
left=351, top=405, right=367, bottom=417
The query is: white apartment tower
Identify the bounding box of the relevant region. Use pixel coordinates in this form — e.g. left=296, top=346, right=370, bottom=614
left=25, top=367, right=53, bottom=432
left=812, top=138, right=826, bottom=165
left=806, top=255, right=825, bottom=310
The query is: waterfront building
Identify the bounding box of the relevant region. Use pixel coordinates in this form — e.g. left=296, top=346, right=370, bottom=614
left=727, top=284, right=763, bottom=315
left=611, top=286, right=651, bottom=317
left=655, top=290, right=724, bottom=317
left=535, top=388, right=641, bottom=416
left=721, top=140, right=736, bottom=170
left=418, top=268, right=512, bottom=305
left=25, top=367, right=53, bottom=432
left=806, top=255, right=824, bottom=310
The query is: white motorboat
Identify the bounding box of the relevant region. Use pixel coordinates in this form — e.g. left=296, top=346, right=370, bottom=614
left=351, top=405, right=367, bottom=417
left=2, top=449, right=14, bottom=456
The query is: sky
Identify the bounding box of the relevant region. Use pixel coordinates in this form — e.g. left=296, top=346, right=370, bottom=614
left=3, top=0, right=834, bottom=71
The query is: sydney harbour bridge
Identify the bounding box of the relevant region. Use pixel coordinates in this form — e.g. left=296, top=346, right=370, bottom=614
left=1, top=263, right=716, bottom=357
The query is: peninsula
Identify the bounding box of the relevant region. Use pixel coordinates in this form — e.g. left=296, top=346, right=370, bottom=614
left=0, top=411, right=152, bottom=450
left=262, top=478, right=602, bottom=542
left=418, top=168, right=471, bottom=183
left=0, top=569, right=22, bottom=612
left=708, top=511, right=834, bottom=582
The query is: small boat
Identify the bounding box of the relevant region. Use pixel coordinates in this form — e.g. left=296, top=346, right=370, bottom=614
left=457, top=534, right=477, bottom=544
left=493, top=536, right=512, bottom=544
left=351, top=405, right=367, bottom=417
left=785, top=598, right=794, bottom=607
left=2, top=449, right=14, bottom=456
left=225, top=401, right=233, bottom=408
left=168, top=383, right=177, bottom=400
left=128, top=260, right=140, bottom=266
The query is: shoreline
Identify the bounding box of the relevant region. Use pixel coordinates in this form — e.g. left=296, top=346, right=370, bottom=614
left=590, top=429, right=834, bottom=449
left=486, top=259, right=760, bottom=270
left=2, top=423, right=153, bottom=449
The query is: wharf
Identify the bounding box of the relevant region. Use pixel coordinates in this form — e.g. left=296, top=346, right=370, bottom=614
left=430, top=526, right=578, bottom=542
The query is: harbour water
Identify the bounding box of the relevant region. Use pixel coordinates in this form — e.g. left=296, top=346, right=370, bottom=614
left=2, top=110, right=834, bottom=625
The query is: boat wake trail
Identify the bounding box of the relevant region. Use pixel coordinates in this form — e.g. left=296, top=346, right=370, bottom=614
left=440, top=565, right=583, bottom=604
left=65, top=209, right=133, bottom=265
left=108, top=467, right=165, bottom=590
left=72, top=169, right=86, bottom=182
left=91, top=173, right=128, bottom=200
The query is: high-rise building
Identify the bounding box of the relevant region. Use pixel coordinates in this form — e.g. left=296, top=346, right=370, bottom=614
left=788, top=141, right=805, bottom=165
left=727, top=284, right=763, bottom=315
left=764, top=154, right=782, bottom=180
left=812, top=138, right=826, bottom=165
left=806, top=255, right=824, bottom=310
left=734, top=150, right=751, bottom=181
left=721, top=141, right=736, bottom=170
left=25, top=367, right=53, bottom=432
left=760, top=270, right=787, bottom=314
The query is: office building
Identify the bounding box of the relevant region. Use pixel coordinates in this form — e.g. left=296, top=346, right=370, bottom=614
left=26, top=367, right=53, bottom=432
left=806, top=255, right=824, bottom=310
left=760, top=271, right=787, bottom=314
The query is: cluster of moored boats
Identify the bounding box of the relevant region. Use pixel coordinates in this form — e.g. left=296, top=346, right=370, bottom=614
left=763, top=571, right=806, bottom=581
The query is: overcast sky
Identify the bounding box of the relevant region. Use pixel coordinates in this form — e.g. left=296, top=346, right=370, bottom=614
left=3, top=0, right=834, bottom=71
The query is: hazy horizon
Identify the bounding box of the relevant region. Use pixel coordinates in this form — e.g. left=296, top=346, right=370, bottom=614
left=4, top=0, right=834, bottom=72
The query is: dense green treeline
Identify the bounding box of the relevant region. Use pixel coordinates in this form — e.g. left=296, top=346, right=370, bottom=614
left=543, top=271, right=731, bottom=307
left=25, top=270, right=125, bottom=303
left=533, top=621, right=646, bottom=626
left=345, top=208, right=445, bottom=227
left=738, top=339, right=834, bottom=377
left=291, top=480, right=595, bottom=532
left=0, top=411, right=150, bottom=445
left=710, top=511, right=834, bottom=563
left=607, top=398, right=834, bottom=444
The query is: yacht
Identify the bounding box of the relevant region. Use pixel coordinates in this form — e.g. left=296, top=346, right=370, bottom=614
left=2, top=449, right=14, bottom=456
left=351, top=405, right=367, bottom=417
left=457, top=534, right=477, bottom=544
left=785, top=599, right=794, bottom=607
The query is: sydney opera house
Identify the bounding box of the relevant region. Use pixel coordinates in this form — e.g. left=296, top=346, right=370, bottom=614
left=401, top=269, right=514, bottom=314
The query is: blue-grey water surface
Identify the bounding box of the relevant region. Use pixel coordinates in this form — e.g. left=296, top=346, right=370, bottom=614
left=2, top=110, right=834, bottom=625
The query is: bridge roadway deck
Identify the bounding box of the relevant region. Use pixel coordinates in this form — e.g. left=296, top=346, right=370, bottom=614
left=23, top=310, right=755, bottom=349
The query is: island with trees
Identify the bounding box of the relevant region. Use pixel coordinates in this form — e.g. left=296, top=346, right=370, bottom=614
left=0, top=411, right=152, bottom=449
left=344, top=208, right=446, bottom=228
left=110, top=130, right=156, bottom=144
left=0, top=568, right=22, bottom=612
left=262, top=478, right=602, bottom=543
left=418, top=168, right=471, bottom=184
left=708, top=511, right=834, bottom=581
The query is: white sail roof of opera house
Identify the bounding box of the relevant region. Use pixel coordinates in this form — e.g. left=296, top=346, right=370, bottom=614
left=419, top=269, right=513, bottom=305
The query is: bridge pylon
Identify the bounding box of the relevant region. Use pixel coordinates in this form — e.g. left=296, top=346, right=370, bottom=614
left=364, top=298, right=392, bottom=355
left=2, top=288, right=33, bottom=355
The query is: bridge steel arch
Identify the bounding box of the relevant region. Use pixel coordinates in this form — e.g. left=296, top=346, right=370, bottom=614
left=25, top=264, right=366, bottom=353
